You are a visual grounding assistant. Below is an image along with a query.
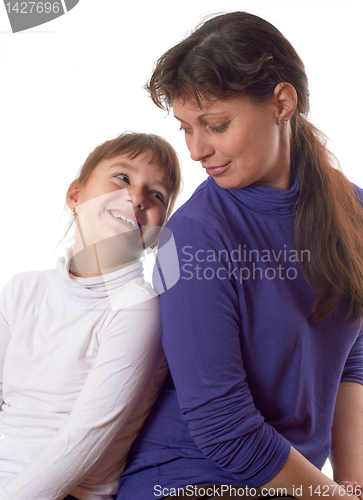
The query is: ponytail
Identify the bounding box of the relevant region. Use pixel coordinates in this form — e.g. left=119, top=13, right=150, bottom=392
left=292, top=115, right=363, bottom=321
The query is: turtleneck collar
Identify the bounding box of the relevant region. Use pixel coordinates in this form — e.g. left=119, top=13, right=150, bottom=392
left=56, top=248, right=145, bottom=300
left=220, top=173, right=300, bottom=218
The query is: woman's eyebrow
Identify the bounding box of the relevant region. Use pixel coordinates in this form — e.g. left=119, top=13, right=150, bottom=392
left=173, top=115, right=187, bottom=123
left=174, top=111, right=227, bottom=122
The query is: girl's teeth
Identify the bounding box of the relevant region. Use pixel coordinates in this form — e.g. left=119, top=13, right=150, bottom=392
left=112, top=213, right=136, bottom=227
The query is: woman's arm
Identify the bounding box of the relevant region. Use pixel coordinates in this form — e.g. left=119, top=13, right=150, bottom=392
left=330, top=381, right=363, bottom=486
left=156, top=214, right=360, bottom=500
left=0, top=295, right=167, bottom=500
left=268, top=339, right=363, bottom=499
left=158, top=216, right=289, bottom=485
left=263, top=446, right=359, bottom=500
left=331, top=322, right=363, bottom=487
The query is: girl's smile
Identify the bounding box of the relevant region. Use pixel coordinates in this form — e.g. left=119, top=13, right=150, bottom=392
left=68, top=153, right=170, bottom=248
left=108, top=209, right=139, bottom=229
left=66, top=153, right=172, bottom=275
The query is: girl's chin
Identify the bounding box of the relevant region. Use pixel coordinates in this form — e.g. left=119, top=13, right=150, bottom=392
left=139, top=226, right=162, bottom=249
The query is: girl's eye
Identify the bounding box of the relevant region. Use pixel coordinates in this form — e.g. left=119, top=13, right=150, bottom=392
left=115, top=173, right=130, bottom=184
left=209, top=121, right=230, bottom=133
left=151, top=191, right=164, bottom=202
left=179, top=125, right=191, bottom=134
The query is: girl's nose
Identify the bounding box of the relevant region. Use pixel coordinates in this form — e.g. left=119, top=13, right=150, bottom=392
left=127, top=189, right=145, bottom=210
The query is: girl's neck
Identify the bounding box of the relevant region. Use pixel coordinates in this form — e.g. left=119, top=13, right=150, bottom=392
left=69, top=239, right=142, bottom=278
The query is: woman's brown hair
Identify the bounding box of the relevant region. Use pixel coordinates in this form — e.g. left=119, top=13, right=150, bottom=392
left=146, top=12, right=363, bottom=322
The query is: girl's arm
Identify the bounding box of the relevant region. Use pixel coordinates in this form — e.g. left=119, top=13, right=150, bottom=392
left=0, top=294, right=167, bottom=500
left=0, top=281, right=12, bottom=405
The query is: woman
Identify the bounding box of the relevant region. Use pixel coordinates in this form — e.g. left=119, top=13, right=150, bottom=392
left=117, top=12, right=363, bottom=500
left=0, top=132, right=181, bottom=500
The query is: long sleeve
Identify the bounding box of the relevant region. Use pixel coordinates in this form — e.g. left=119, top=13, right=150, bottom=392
left=0, top=282, right=11, bottom=405
left=341, top=323, right=363, bottom=384
left=157, top=215, right=291, bottom=486
left=0, top=295, right=166, bottom=500
left=118, top=177, right=362, bottom=497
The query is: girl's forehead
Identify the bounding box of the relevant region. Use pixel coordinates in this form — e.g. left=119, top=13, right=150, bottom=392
left=95, top=152, right=150, bottom=171
left=97, top=153, right=172, bottom=185
left=122, top=153, right=173, bottom=187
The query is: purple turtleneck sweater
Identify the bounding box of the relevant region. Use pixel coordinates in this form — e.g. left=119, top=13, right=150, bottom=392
left=118, top=176, right=363, bottom=499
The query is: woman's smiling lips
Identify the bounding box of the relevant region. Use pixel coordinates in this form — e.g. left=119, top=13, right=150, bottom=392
left=204, top=162, right=231, bottom=176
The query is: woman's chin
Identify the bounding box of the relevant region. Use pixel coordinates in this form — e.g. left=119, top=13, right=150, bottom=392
left=213, top=176, right=250, bottom=190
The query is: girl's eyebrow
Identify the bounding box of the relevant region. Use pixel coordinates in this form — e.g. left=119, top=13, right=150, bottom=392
left=153, top=180, right=170, bottom=191
left=108, top=161, right=136, bottom=171
left=109, top=161, right=170, bottom=192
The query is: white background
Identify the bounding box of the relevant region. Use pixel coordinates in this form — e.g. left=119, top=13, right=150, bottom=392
left=0, top=0, right=362, bottom=285
left=1, top=0, right=362, bottom=479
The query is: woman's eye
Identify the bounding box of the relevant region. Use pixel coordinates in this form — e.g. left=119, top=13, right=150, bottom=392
left=115, top=173, right=130, bottom=184
left=151, top=191, right=164, bottom=202
left=179, top=125, right=191, bottom=134
left=209, top=121, right=230, bottom=133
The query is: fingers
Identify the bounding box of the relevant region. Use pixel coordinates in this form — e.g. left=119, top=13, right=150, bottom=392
left=339, top=481, right=362, bottom=500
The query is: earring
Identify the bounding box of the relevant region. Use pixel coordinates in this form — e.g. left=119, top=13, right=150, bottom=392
left=71, top=208, right=76, bottom=216
left=280, top=119, right=286, bottom=125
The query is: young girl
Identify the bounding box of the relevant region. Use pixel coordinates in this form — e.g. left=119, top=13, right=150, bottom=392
left=0, top=132, right=181, bottom=500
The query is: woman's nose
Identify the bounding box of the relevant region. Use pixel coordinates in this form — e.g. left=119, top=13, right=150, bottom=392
left=187, top=132, right=214, bottom=162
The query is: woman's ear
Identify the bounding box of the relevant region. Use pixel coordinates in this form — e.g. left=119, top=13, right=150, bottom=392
left=273, top=82, right=298, bottom=123
left=66, top=179, right=81, bottom=211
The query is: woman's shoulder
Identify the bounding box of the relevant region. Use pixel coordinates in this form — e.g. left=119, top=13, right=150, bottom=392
left=167, top=177, right=227, bottom=227
left=352, top=182, right=363, bottom=203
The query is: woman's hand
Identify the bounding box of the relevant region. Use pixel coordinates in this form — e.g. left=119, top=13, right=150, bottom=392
left=339, top=481, right=362, bottom=500
left=331, top=381, right=363, bottom=490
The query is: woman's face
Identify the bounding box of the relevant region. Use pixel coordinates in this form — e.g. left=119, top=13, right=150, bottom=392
left=68, top=153, right=171, bottom=252
left=173, top=94, right=291, bottom=190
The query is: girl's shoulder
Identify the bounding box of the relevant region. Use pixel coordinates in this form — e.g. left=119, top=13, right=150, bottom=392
left=0, top=269, right=57, bottom=317
left=11, top=267, right=55, bottom=286
left=2, top=268, right=56, bottom=292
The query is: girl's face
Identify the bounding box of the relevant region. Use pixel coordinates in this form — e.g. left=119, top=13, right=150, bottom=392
left=67, top=153, right=171, bottom=253
left=173, top=94, right=292, bottom=190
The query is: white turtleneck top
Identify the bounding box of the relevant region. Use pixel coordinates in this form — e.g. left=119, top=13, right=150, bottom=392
left=0, top=252, right=167, bottom=500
